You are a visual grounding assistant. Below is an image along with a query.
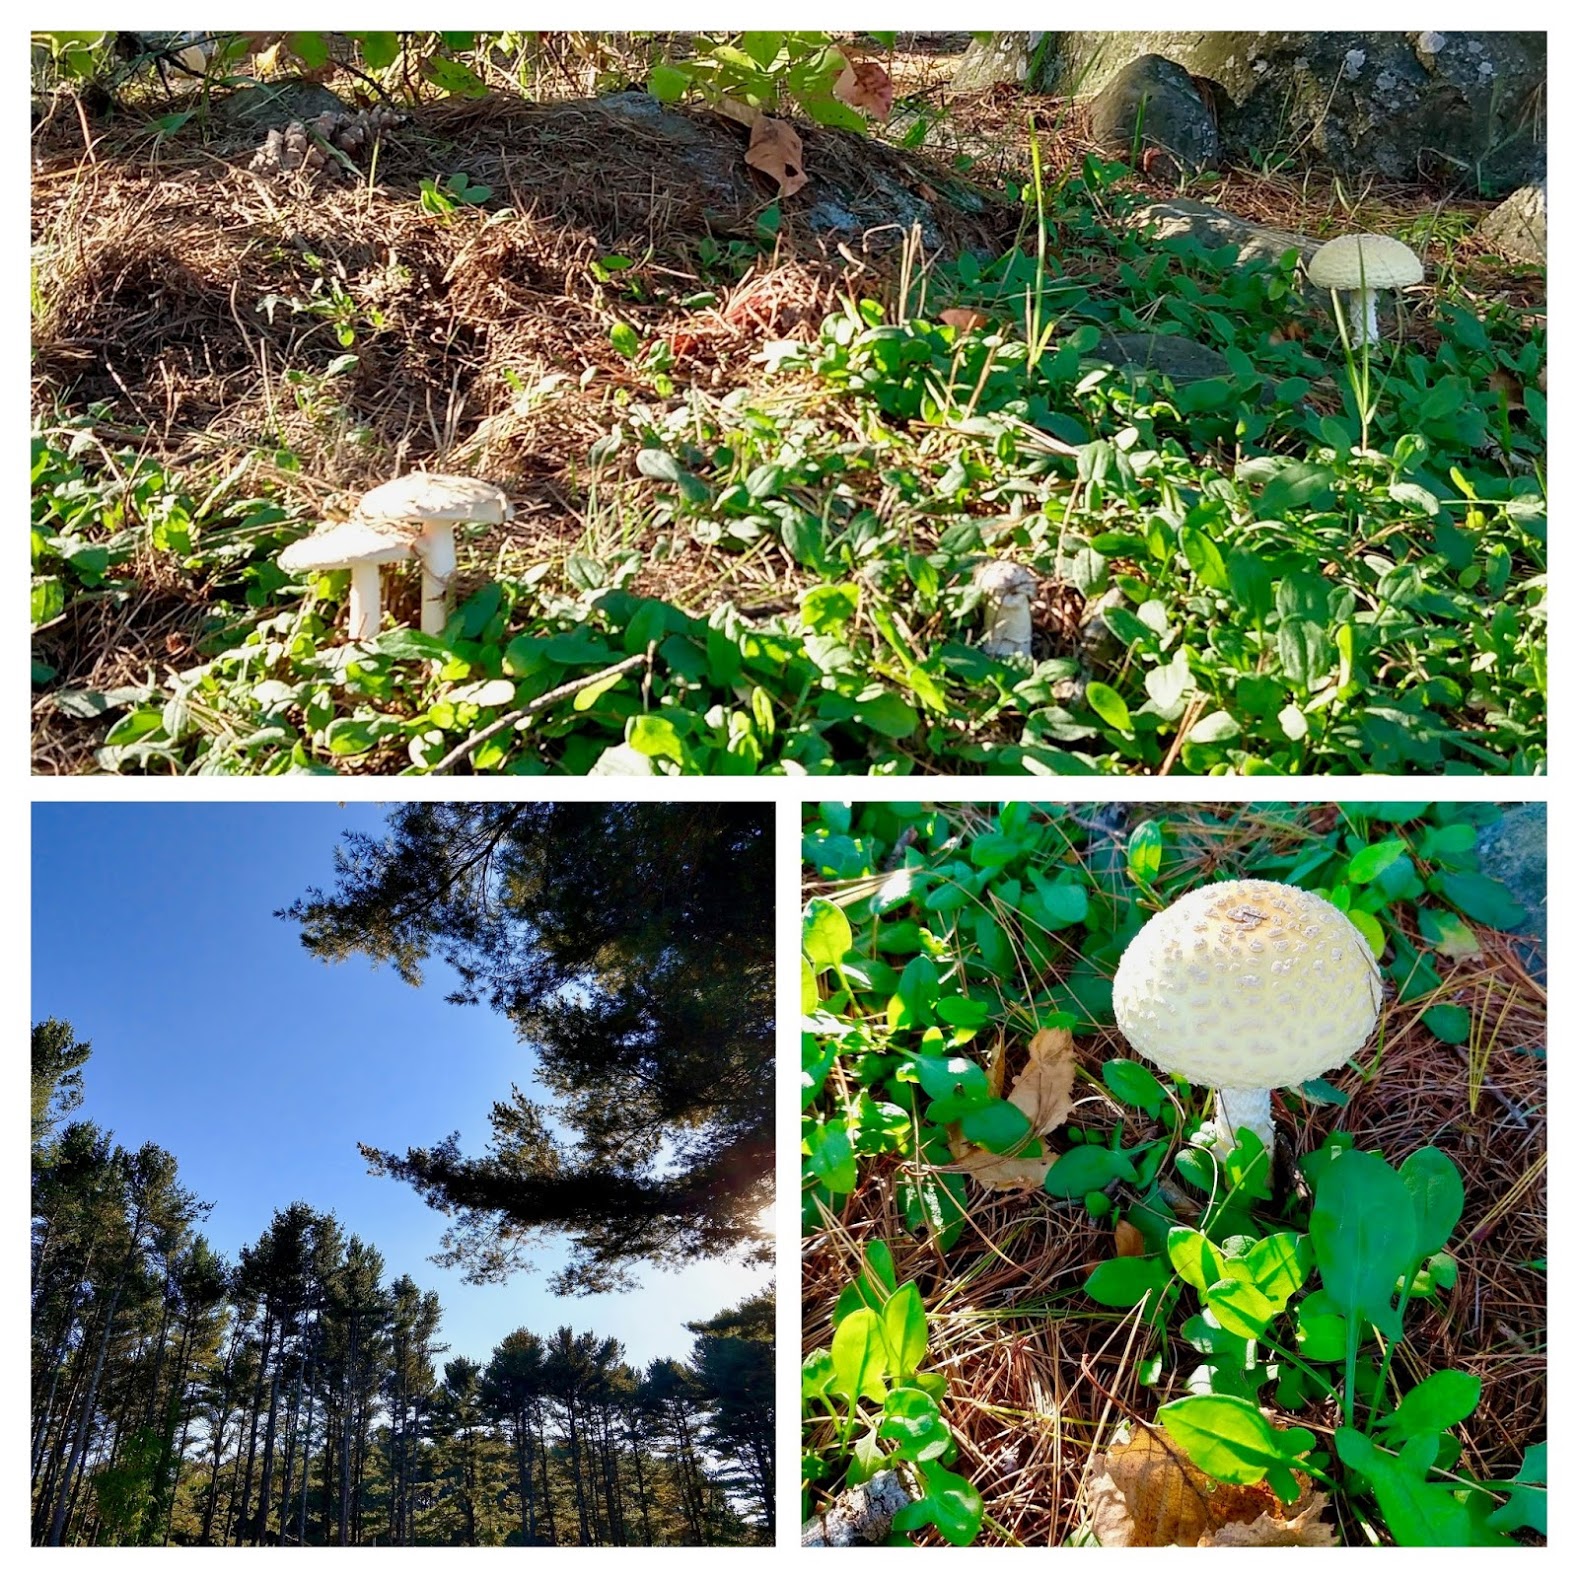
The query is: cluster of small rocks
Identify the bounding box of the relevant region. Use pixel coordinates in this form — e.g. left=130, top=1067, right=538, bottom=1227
left=249, top=104, right=402, bottom=179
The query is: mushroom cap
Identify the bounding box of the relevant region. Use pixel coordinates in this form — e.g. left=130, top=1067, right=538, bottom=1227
left=1112, top=878, right=1380, bottom=1090
left=278, top=516, right=418, bottom=572
left=357, top=473, right=515, bottom=525
left=974, top=560, right=1037, bottom=600
left=1306, top=234, right=1424, bottom=292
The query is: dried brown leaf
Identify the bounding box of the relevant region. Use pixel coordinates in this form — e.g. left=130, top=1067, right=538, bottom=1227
left=1089, top=1429, right=1334, bottom=1547
left=1202, top=1499, right=1336, bottom=1546
left=744, top=114, right=807, bottom=198
left=834, top=59, right=894, bottom=119
left=1114, top=1219, right=1146, bottom=1258
left=948, top=1026, right=1077, bottom=1191
left=940, top=307, right=990, bottom=332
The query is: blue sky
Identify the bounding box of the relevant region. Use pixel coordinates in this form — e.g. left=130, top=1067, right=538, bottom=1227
left=31, top=802, right=768, bottom=1371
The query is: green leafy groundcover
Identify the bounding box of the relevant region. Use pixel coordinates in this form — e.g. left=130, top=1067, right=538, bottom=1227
left=801, top=801, right=1545, bottom=1546
left=33, top=150, right=1544, bottom=775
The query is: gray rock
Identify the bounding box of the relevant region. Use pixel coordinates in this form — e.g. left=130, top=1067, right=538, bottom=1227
left=1129, top=198, right=1319, bottom=269
left=950, top=32, right=1047, bottom=94
left=1089, top=332, right=1231, bottom=383
left=1478, top=179, right=1546, bottom=265
left=1087, top=54, right=1219, bottom=171
left=1477, top=802, right=1546, bottom=981
left=957, top=31, right=1545, bottom=193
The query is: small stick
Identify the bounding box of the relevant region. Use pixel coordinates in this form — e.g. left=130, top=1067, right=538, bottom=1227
left=427, top=652, right=645, bottom=774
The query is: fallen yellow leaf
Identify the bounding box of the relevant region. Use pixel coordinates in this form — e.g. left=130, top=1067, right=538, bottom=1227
left=948, top=1026, right=1077, bottom=1191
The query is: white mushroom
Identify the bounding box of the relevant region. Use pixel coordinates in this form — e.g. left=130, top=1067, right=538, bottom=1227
left=974, top=560, right=1038, bottom=658
left=1306, top=234, right=1424, bottom=348
left=1112, top=879, right=1381, bottom=1154
left=356, top=473, right=514, bottom=635
left=278, top=517, right=419, bottom=641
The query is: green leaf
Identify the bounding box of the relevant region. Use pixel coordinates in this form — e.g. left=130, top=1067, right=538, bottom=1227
left=353, top=30, right=400, bottom=68
left=959, top=1100, right=1032, bottom=1154
left=888, top=954, right=941, bottom=1031
left=891, top=1459, right=984, bottom=1546
left=830, top=1308, right=889, bottom=1404
left=1309, top=1149, right=1418, bottom=1336
left=1167, top=1226, right=1229, bottom=1294
left=881, top=1282, right=928, bottom=1377
left=1126, top=819, right=1164, bottom=884
left=1044, top=1145, right=1137, bottom=1199
left=610, top=321, right=641, bottom=358
left=1422, top=1003, right=1471, bottom=1044
left=1204, top=1276, right=1280, bottom=1339
left=1437, top=871, right=1525, bottom=930
left=1334, top=1429, right=1513, bottom=1546
left=626, top=714, right=689, bottom=764
left=1086, top=681, right=1132, bottom=732
left=879, top=1385, right=950, bottom=1461
left=648, top=62, right=691, bottom=101
left=1398, top=1146, right=1464, bottom=1258
left=1103, top=1058, right=1166, bottom=1115
left=805, top=1120, right=856, bottom=1193
left=1156, top=1394, right=1315, bottom=1501
left=1346, top=839, right=1409, bottom=884
left=424, top=55, right=487, bottom=97
left=1083, top=1254, right=1170, bottom=1308
left=802, top=898, right=853, bottom=970
left=1375, top=1369, right=1481, bottom=1447
left=1486, top=1441, right=1546, bottom=1535
left=1233, top=1231, right=1311, bottom=1306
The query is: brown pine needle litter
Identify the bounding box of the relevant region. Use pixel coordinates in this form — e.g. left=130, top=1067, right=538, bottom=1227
left=801, top=802, right=1545, bottom=1547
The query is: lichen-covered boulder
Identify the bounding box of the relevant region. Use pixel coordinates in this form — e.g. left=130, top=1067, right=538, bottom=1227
left=954, top=31, right=1545, bottom=193
left=1087, top=54, right=1219, bottom=170
left=1478, top=179, right=1546, bottom=265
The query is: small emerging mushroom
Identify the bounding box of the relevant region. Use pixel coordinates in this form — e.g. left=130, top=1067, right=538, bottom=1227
left=354, top=473, right=514, bottom=636
left=974, top=560, right=1038, bottom=658
left=1112, top=879, right=1381, bottom=1153
left=277, top=517, right=419, bottom=642
left=1306, top=234, right=1424, bottom=348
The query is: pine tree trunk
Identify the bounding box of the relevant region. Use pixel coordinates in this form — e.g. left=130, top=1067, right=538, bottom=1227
left=45, top=1266, right=129, bottom=1545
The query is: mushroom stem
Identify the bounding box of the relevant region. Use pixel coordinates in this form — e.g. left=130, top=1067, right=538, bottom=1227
left=1213, top=1086, right=1273, bottom=1155
left=1347, top=289, right=1380, bottom=348
left=346, top=561, right=382, bottom=641
left=416, top=526, right=455, bottom=637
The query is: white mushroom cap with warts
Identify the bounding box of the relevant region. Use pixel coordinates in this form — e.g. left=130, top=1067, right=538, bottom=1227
left=1113, top=878, right=1381, bottom=1092
left=357, top=473, right=515, bottom=525
left=278, top=516, right=418, bottom=572
left=1306, top=234, right=1424, bottom=294
left=1307, top=235, right=1423, bottom=346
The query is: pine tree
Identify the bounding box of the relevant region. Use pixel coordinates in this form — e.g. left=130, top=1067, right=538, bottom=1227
left=280, top=804, right=773, bottom=1293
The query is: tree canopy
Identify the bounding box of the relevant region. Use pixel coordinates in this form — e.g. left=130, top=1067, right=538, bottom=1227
left=280, top=803, right=773, bottom=1292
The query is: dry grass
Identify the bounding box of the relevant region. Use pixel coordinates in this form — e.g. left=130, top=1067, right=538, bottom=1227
left=802, top=803, right=1546, bottom=1546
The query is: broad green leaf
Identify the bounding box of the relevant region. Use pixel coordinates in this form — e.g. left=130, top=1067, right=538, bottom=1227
left=805, top=1120, right=856, bottom=1193
left=1155, top=1394, right=1315, bottom=1502
left=802, top=898, right=853, bottom=969
left=959, top=1099, right=1032, bottom=1154
left=1044, top=1145, right=1137, bottom=1199
left=1086, top=681, right=1132, bottom=732
left=881, top=1282, right=928, bottom=1377
left=1103, top=1058, right=1166, bottom=1115
left=1423, top=1003, right=1471, bottom=1043
left=830, top=1307, right=888, bottom=1403
left=1437, top=871, right=1525, bottom=930
left=892, top=1459, right=984, bottom=1546
left=1309, top=1149, right=1417, bottom=1337
left=879, top=1385, right=950, bottom=1460
left=1167, top=1226, right=1229, bottom=1294
left=1126, top=819, right=1164, bottom=884
left=1234, top=1231, right=1312, bottom=1307
left=1346, top=839, right=1409, bottom=884
left=1335, top=1428, right=1513, bottom=1547
left=1084, top=1254, right=1171, bottom=1308
left=1398, top=1146, right=1464, bottom=1258
left=1205, top=1275, right=1280, bottom=1339
left=1375, top=1368, right=1481, bottom=1446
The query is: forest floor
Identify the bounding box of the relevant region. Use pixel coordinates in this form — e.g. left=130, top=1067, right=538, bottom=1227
left=800, top=801, right=1546, bottom=1547
left=31, top=38, right=1545, bottom=774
